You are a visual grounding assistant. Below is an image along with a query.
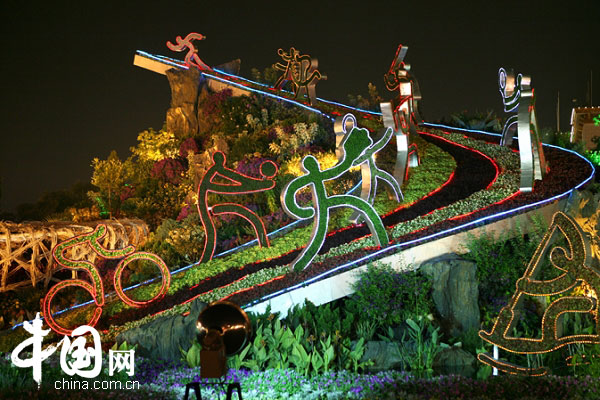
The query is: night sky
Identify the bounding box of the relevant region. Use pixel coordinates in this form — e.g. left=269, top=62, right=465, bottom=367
left=1, top=0, right=598, bottom=214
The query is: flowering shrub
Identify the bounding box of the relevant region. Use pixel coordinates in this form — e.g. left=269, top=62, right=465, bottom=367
left=150, top=158, right=186, bottom=184
left=131, top=128, right=179, bottom=162
left=269, top=122, right=321, bottom=158
left=178, top=137, right=199, bottom=158
left=347, top=262, right=433, bottom=328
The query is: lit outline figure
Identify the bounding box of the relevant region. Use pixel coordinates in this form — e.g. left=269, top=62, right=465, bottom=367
left=383, top=44, right=423, bottom=129
left=478, top=212, right=600, bottom=376
left=334, top=114, right=403, bottom=224
left=42, top=224, right=171, bottom=335
left=197, top=151, right=278, bottom=263
left=166, top=32, right=213, bottom=71
left=273, top=47, right=326, bottom=105
left=281, top=125, right=390, bottom=271
left=498, top=67, right=523, bottom=146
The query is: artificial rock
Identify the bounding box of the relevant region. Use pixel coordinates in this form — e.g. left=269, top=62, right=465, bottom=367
left=165, top=67, right=200, bottom=137
left=433, top=346, right=476, bottom=377
left=420, top=254, right=480, bottom=337
left=116, top=298, right=208, bottom=362
left=359, top=341, right=403, bottom=372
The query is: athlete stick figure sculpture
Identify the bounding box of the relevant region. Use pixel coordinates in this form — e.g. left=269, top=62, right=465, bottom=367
left=197, top=151, right=278, bottom=263
left=497, top=67, right=548, bottom=192
left=273, top=47, right=326, bottom=105
left=282, top=124, right=390, bottom=271
left=382, top=44, right=423, bottom=131
left=478, top=211, right=600, bottom=376
left=334, top=114, right=403, bottom=224
left=167, top=32, right=212, bottom=71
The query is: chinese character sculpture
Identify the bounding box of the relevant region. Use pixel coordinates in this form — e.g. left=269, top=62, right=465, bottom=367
left=478, top=211, right=600, bottom=376
left=334, top=114, right=403, bottom=223
left=380, top=45, right=421, bottom=187
left=498, top=68, right=548, bottom=192
left=11, top=313, right=59, bottom=387
left=167, top=32, right=212, bottom=71
left=197, top=151, right=278, bottom=263
left=282, top=122, right=390, bottom=271
left=273, top=47, right=327, bottom=105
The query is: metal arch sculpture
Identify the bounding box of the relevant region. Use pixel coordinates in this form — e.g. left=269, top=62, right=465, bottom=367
left=196, top=151, right=278, bottom=263
left=281, top=124, right=390, bottom=272
left=166, top=32, right=213, bottom=71
left=273, top=47, right=327, bottom=105
left=478, top=211, right=600, bottom=376
left=498, top=67, right=548, bottom=192
left=333, top=114, right=403, bottom=224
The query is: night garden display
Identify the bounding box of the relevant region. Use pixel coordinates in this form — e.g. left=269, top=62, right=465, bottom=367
left=1, top=33, right=599, bottom=399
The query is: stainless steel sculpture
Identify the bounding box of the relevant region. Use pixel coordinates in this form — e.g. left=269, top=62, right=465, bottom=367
left=383, top=44, right=423, bottom=131
left=498, top=68, right=548, bottom=192
left=273, top=47, right=326, bottom=105
left=380, top=102, right=410, bottom=187
left=380, top=44, right=421, bottom=187
left=334, top=114, right=403, bottom=224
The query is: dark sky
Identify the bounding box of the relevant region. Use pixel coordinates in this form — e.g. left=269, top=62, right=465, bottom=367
left=1, top=0, right=598, bottom=213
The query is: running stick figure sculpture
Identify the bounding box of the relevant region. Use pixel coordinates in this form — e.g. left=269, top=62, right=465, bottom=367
left=282, top=124, right=390, bottom=271
left=334, top=114, right=403, bottom=224
left=273, top=47, right=326, bottom=105
left=167, top=32, right=213, bottom=71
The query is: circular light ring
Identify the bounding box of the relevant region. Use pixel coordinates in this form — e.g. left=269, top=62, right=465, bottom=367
left=113, top=252, right=171, bottom=308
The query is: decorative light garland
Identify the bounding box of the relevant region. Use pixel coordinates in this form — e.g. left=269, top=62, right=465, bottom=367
left=42, top=224, right=170, bottom=335
left=196, top=151, right=277, bottom=262
left=478, top=211, right=600, bottom=376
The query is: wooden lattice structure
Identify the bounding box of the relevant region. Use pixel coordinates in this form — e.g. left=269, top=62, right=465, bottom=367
left=0, top=219, right=149, bottom=293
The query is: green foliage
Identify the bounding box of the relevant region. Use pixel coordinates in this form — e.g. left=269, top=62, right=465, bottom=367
left=91, top=150, right=132, bottom=217
left=356, top=319, right=378, bottom=341
left=11, top=182, right=95, bottom=222
left=346, top=83, right=383, bottom=112
left=462, top=216, right=547, bottom=329
left=250, top=65, right=279, bottom=86
left=110, top=340, right=137, bottom=352
left=230, top=301, right=370, bottom=376
left=347, top=262, right=433, bottom=327
left=181, top=341, right=202, bottom=368
left=445, top=110, right=502, bottom=132
left=586, top=150, right=600, bottom=167
left=401, top=316, right=443, bottom=374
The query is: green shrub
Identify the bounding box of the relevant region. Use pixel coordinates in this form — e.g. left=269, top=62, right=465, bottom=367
left=231, top=305, right=370, bottom=376
left=462, top=217, right=547, bottom=329
left=347, top=262, right=433, bottom=328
